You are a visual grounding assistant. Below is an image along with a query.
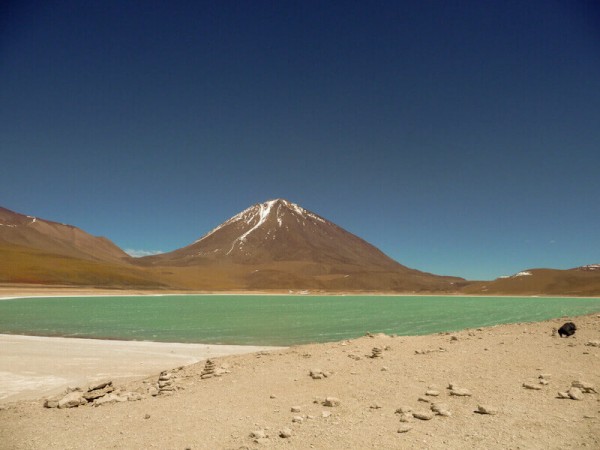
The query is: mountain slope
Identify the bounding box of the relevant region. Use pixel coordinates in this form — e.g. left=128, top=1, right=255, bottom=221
left=139, top=199, right=463, bottom=292
left=0, top=207, right=163, bottom=288
left=0, top=207, right=129, bottom=263
left=460, top=265, right=600, bottom=296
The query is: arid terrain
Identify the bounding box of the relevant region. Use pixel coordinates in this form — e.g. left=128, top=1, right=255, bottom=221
left=1, top=309, right=599, bottom=449
left=2, top=202, right=599, bottom=296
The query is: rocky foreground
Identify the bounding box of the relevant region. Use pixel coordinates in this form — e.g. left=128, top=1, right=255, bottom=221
left=1, top=314, right=599, bottom=449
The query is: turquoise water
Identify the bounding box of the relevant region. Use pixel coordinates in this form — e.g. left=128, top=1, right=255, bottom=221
left=1, top=295, right=599, bottom=346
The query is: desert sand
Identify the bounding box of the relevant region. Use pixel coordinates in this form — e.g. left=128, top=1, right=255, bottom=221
left=1, top=292, right=599, bottom=450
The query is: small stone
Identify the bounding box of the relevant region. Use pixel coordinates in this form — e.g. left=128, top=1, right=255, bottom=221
left=418, top=397, right=430, bottom=403
left=523, top=383, right=542, bottom=391
left=476, top=405, right=498, bottom=415
left=430, top=403, right=450, bottom=416
left=279, top=428, right=292, bottom=438
left=310, top=369, right=325, bottom=379
left=43, top=398, right=59, bottom=408
left=292, top=416, right=303, bottom=423
left=585, top=340, right=600, bottom=347
left=88, top=380, right=113, bottom=391
left=568, top=387, right=584, bottom=400
left=291, top=406, right=301, bottom=412
left=397, top=424, right=412, bottom=433
left=557, top=391, right=570, bottom=399
left=144, top=414, right=151, bottom=419
left=323, top=397, right=340, bottom=407
left=250, top=430, right=267, bottom=439
left=450, top=388, right=472, bottom=396
left=571, top=380, right=597, bottom=393
left=398, top=413, right=412, bottom=422
left=58, top=391, right=86, bottom=409
left=381, top=366, right=389, bottom=372
left=413, top=411, right=434, bottom=421
left=321, top=411, right=332, bottom=418
left=395, top=406, right=413, bottom=414
left=450, top=336, right=458, bottom=341
left=369, top=404, right=382, bottom=409
left=539, top=373, right=552, bottom=379
left=539, top=379, right=549, bottom=386
left=425, top=390, right=440, bottom=397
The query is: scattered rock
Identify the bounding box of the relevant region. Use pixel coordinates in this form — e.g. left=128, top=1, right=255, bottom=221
left=292, top=416, right=303, bottom=423
left=397, top=424, right=413, bottom=433
left=291, top=406, right=301, bottom=413
left=279, top=428, right=292, bottom=438
left=567, top=387, right=584, bottom=401
left=412, top=411, right=434, bottom=421
left=250, top=430, right=267, bottom=440
left=94, top=393, right=128, bottom=406
left=449, top=388, right=472, bottom=397
left=585, top=340, right=600, bottom=347
left=425, top=390, right=440, bottom=397
left=144, top=414, right=151, bottom=419
left=43, top=397, right=60, bottom=409
left=430, top=403, right=451, bottom=416
left=395, top=406, right=413, bottom=414
left=522, top=383, right=542, bottom=391
left=571, top=380, right=597, bottom=393
left=321, top=411, right=332, bottom=418
left=58, top=391, right=87, bottom=409
left=539, top=379, right=550, bottom=386
left=398, top=413, right=412, bottom=422
left=418, top=396, right=430, bottom=403
left=369, top=404, right=382, bottom=410
left=323, top=397, right=340, bottom=407
left=450, top=336, right=459, bottom=341
left=557, top=391, right=570, bottom=399
left=310, top=369, right=331, bottom=379
left=476, top=405, right=498, bottom=415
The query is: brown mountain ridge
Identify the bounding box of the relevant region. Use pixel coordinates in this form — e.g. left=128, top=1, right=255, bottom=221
left=1, top=201, right=598, bottom=295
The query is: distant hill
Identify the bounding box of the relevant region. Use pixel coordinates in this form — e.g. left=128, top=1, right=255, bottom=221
left=0, top=207, right=128, bottom=262
left=461, top=265, right=600, bottom=297
left=0, top=207, right=162, bottom=288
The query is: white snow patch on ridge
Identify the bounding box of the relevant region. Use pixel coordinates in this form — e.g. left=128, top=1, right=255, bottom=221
left=513, top=271, right=532, bottom=277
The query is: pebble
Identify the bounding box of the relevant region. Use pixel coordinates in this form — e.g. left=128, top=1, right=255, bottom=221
left=476, top=405, right=498, bottom=415
left=397, top=424, right=413, bottom=433
left=321, top=411, right=332, bottom=418
left=250, top=430, right=267, bottom=439
left=413, top=411, right=434, bottom=421
left=571, top=380, right=597, bottom=393
left=522, top=383, right=542, bottom=391
left=430, top=403, right=451, bottom=416
left=449, top=388, right=472, bottom=397
left=395, top=406, right=413, bottom=414
left=567, top=387, right=584, bottom=401
left=291, top=406, right=301, bottom=412
left=323, top=397, right=340, bottom=407
left=398, top=413, right=412, bottom=422
left=292, top=416, right=303, bottom=423
left=279, top=428, right=292, bottom=438
left=425, top=390, right=440, bottom=397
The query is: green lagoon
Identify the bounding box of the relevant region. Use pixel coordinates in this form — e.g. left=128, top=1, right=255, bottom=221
left=1, top=295, right=600, bottom=346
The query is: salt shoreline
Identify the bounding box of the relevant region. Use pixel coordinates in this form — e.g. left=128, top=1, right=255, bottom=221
left=0, top=333, right=282, bottom=404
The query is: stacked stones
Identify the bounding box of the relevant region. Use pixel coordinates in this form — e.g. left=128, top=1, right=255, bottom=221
left=43, top=380, right=141, bottom=408
left=201, top=359, right=217, bottom=379
left=158, top=371, right=175, bottom=395
left=369, top=347, right=383, bottom=358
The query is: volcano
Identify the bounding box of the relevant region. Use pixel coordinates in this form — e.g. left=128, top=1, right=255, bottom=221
left=140, top=199, right=462, bottom=292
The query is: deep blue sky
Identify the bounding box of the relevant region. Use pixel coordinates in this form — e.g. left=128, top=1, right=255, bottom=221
left=2, top=1, right=599, bottom=280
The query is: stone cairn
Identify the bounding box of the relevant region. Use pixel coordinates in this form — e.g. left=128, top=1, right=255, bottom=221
left=158, top=371, right=175, bottom=395
left=201, top=359, right=217, bottom=379
left=369, top=347, right=383, bottom=359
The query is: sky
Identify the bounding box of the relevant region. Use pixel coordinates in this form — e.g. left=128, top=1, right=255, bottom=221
left=1, top=0, right=599, bottom=280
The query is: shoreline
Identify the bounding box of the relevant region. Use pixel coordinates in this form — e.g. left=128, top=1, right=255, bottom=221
left=0, top=333, right=283, bottom=404
left=1, top=312, right=598, bottom=449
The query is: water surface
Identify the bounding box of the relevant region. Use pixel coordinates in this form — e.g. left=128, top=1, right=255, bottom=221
left=1, top=295, right=599, bottom=346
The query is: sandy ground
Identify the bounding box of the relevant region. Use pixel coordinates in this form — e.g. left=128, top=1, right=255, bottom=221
left=1, top=311, right=599, bottom=449
left=0, top=334, right=281, bottom=403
